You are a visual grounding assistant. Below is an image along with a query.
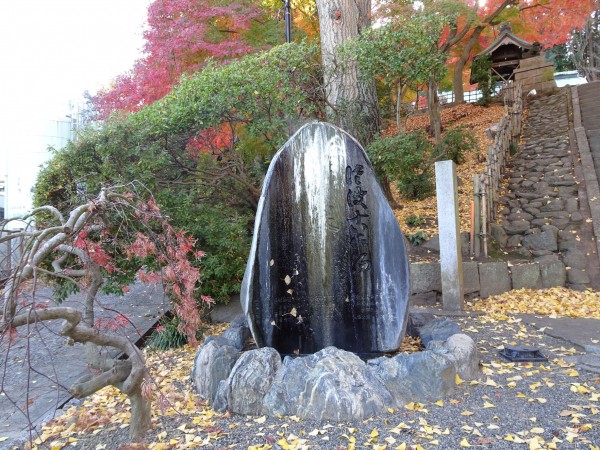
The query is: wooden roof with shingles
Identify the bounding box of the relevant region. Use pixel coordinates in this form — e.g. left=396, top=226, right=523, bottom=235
left=475, top=23, right=534, bottom=58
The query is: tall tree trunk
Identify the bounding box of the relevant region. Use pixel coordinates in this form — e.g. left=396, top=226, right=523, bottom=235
left=315, top=0, right=380, bottom=146
left=453, top=26, right=485, bottom=104
left=396, top=83, right=410, bottom=132
left=427, top=78, right=442, bottom=146
left=315, top=0, right=398, bottom=207
left=588, top=12, right=600, bottom=82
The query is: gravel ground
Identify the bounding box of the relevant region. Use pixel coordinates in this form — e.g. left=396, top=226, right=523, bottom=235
left=12, top=314, right=600, bottom=450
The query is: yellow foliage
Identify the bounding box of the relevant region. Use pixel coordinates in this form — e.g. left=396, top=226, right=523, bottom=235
left=473, top=287, right=600, bottom=320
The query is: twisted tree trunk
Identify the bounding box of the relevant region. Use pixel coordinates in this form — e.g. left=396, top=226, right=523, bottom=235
left=1, top=191, right=152, bottom=443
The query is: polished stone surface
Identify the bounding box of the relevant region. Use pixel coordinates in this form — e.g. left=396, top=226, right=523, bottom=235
left=241, top=122, right=410, bottom=355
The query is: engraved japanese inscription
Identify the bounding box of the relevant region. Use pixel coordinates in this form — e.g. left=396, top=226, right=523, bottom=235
left=241, top=122, right=410, bottom=355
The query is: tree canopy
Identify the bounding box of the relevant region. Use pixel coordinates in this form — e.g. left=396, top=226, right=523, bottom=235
left=37, top=0, right=597, bottom=309
left=36, top=42, right=322, bottom=304
left=91, top=0, right=285, bottom=118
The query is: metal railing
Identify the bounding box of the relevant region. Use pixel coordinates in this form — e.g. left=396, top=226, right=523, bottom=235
left=438, top=89, right=483, bottom=105
left=409, top=86, right=502, bottom=111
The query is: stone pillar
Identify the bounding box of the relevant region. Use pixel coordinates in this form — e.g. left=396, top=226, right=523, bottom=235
left=435, top=160, right=464, bottom=310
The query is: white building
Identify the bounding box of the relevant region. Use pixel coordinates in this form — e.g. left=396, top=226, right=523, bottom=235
left=0, top=178, right=5, bottom=220
left=554, top=70, right=588, bottom=87
left=2, top=103, right=81, bottom=226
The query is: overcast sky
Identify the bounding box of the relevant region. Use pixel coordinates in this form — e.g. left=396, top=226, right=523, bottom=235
left=0, top=0, right=150, bottom=174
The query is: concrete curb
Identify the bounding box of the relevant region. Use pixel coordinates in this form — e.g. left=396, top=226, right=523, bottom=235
left=519, top=314, right=600, bottom=373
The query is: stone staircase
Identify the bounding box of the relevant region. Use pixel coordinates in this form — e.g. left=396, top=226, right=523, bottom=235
left=496, top=88, right=600, bottom=290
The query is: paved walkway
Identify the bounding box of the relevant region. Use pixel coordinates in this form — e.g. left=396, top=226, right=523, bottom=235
left=0, top=283, right=168, bottom=447
left=572, top=81, right=600, bottom=276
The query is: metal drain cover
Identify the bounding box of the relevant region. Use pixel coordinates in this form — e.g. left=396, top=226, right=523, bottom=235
left=499, top=345, right=548, bottom=362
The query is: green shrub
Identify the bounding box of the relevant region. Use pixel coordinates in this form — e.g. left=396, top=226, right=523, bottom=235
left=435, top=127, right=478, bottom=164
left=405, top=214, right=425, bottom=227
left=366, top=132, right=435, bottom=200
left=406, top=231, right=429, bottom=245
left=34, top=42, right=322, bottom=307
left=471, top=55, right=499, bottom=105
left=147, top=316, right=189, bottom=350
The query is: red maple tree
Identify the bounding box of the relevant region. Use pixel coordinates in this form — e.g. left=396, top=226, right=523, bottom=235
left=1, top=184, right=210, bottom=442
left=92, top=0, right=272, bottom=118
left=438, top=0, right=596, bottom=102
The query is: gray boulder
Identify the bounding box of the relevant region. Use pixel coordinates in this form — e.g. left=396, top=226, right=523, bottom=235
left=422, top=235, right=440, bottom=252
left=406, top=311, right=435, bottom=337
left=563, top=250, right=587, bottom=270
left=368, top=350, right=456, bottom=404
left=440, top=334, right=480, bottom=380
left=192, top=340, right=240, bottom=403
left=522, top=229, right=558, bottom=251
left=567, top=268, right=590, bottom=285
left=490, top=223, right=508, bottom=247
left=212, top=380, right=229, bottom=412
left=504, top=221, right=531, bottom=235
left=479, top=262, right=511, bottom=297
left=209, top=295, right=244, bottom=322
left=417, top=318, right=461, bottom=346
left=222, top=316, right=251, bottom=350
left=263, top=347, right=392, bottom=421
left=540, top=261, right=566, bottom=288
left=410, top=263, right=441, bottom=294
left=507, top=235, right=522, bottom=247
left=510, top=263, right=542, bottom=290
left=463, top=261, right=480, bottom=295
left=221, top=347, right=281, bottom=415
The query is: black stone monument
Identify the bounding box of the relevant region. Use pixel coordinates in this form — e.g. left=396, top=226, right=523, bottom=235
left=241, top=122, right=410, bottom=355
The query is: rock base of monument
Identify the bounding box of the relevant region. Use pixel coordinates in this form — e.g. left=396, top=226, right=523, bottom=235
left=192, top=317, right=480, bottom=422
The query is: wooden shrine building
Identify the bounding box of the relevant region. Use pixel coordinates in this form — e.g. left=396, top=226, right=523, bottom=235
left=472, top=23, right=556, bottom=93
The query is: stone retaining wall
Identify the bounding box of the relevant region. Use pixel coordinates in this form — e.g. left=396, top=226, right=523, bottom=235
left=410, top=260, right=566, bottom=304
left=514, top=55, right=557, bottom=94
left=211, top=258, right=568, bottom=322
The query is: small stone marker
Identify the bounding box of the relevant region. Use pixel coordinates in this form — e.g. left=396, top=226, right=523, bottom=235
left=241, top=122, right=410, bottom=355
left=435, top=160, right=464, bottom=310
